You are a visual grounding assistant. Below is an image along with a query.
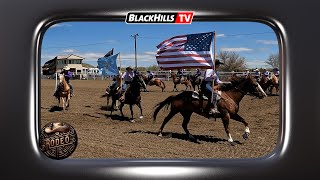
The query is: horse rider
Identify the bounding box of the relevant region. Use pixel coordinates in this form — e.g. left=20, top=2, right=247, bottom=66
left=204, top=59, right=225, bottom=114
left=244, top=69, right=250, bottom=77
left=194, top=68, right=202, bottom=78
left=105, top=67, right=122, bottom=95
left=273, top=67, right=280, bottom=77
left=262, top=68, right=270, bottom=79
left=254, top=68, right=260, bottom=81
left=53, top=66, right=74, bottom=98
left=176, top=68, right=184, bottom=82
left=119, top=66, right=135, bottom=102
left=146, top=70, right=154, bottom=84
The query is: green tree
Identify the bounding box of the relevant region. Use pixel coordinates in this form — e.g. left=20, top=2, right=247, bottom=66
left=265, top=53, right=279, bottom=68
left=218, top=51, right=247, bottom=72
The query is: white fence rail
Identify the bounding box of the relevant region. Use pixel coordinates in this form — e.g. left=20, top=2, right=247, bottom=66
left=41, top=70, right=251, bottom=81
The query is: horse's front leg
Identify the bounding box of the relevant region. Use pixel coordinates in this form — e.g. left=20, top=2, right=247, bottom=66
left=66, top=94, right=70, bottom=108
left=129, top=104, right=134, bottom=122
left=119, top=102, right=125, bottom=119
left=106, top=96, right=110, bottom=107
left=136, top=102, right=143, bottom=119
left=230, top=113, right=250, bottom=141
left=62, top=97, right=66, bottom=112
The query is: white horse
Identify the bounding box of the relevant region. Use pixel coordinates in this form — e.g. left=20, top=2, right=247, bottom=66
left=57, top=74, right=71, bottom=112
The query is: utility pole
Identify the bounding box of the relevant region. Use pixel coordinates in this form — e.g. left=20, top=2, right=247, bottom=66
left=131, top=33, right=139, bottom=70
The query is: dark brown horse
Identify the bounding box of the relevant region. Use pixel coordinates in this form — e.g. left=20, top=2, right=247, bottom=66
left=170, top=72, right=192, bottom=91
left=189, top=74, right=202, bottom=91
left=153, top=75, right=267, bottom=145
left=141, top=74, right=166, bottom=92
left=110, top=73, right=146, bottom=122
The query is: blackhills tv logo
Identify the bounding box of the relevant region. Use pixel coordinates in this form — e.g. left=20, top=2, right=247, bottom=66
left=126, top=12, right=194, bottom=24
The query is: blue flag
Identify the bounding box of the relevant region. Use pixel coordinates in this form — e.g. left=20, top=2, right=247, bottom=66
left=97, top=53, right=119, bottom=76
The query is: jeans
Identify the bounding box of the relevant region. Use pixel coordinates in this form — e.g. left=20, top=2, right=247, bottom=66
left=205, top=81, right=217, bottom=108
left=122, top=81, right=131, bottom=91
left=68, top=82, right=73, bottom=94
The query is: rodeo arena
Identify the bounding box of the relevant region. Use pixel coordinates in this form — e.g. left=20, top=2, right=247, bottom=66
left=40, top=32, right=280, bottom=159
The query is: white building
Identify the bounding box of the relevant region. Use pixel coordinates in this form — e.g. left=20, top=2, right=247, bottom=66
left=42, top=54, right=87, bottom=76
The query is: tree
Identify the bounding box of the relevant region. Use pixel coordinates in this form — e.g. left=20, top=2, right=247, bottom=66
left=217, top=51, right=247, bottom=72
left=265, top=53, right=279, bottom=68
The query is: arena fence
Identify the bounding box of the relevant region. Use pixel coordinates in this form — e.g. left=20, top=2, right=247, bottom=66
left=41, top=70, right=252, bottom=81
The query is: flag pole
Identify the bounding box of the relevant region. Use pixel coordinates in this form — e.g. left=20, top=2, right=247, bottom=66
left=211, top=31, right=216, bottom=104
left=55, top=72, right=58, bottom=92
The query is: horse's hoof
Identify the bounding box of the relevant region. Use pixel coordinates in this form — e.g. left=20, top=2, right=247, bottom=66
left=230, top=141, right=237, bottom=146
left=139, top=116, right=144, bottom=119
left=158, top=133, right=162, bottom=137
left=243, top=132, right=249, bottom=140
left=129, top=119, right=135, bottom=123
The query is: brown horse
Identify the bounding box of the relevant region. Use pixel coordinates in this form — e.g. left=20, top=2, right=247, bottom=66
left=258, top=74, right=279, bottom=95
left=258, top=75, right=272, bottom=94
left=170, top=72, right=192, bottom=91
left=153, top=75, right=267, bottom=145
left=269, top=73, right=279, bottom=95
left=141, top=74, right=166, bottom=92
left=56, top=74, right=71, bottom=112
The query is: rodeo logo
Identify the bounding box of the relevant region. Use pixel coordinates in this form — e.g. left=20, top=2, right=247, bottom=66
left=39, top=122, right=78, bottom=160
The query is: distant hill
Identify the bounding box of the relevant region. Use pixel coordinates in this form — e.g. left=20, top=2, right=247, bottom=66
left=82, top=63, right=96, bottom=68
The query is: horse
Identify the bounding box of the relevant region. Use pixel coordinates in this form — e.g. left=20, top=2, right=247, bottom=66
left=170, top=72, right=192, bottom=91
left=258, top=75, right=272, bottom=94
left=55, top=74, right=71, bottom=112
left=269, top=73, right=279, bottom=95
left=102, top=75, right=122, bottom=110
left=141, top=74, right=166, bottom=92
left=258, top=74, right=279, bottom=96
left=153, top=75, right=267, bottom=145
left=189, top=74, right=203, bottom=91
left=110, top=73, right=146, bottom=122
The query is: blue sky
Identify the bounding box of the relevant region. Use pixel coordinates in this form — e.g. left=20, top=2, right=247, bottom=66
left=41, top=21, right=279, bottom=69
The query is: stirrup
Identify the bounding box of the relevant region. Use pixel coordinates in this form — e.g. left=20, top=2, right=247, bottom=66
left=209, top=108, right=219, bottom=114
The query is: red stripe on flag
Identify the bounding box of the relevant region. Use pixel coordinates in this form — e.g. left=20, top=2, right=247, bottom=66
left=156, top=54, right=211, bottom=59
left=156, top=35, right=186, bottom=48
left=157, top=59, right=213, bottom=64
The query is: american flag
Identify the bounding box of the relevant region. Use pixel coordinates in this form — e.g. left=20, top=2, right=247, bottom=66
left=156, top=32, right=214, bottom=70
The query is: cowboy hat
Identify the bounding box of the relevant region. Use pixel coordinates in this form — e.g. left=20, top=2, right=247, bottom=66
left=126, top=66, right=133, bottom=70
left=63, top=66, right=70, bottom=70
left=254, top=68, right=259, bottom=71
left=44, top=122, right=70, bottom=134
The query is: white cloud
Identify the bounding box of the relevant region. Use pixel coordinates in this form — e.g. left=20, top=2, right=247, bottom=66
left=220, top=47, right=253, bottom=52
left=62, top=49, right=75, bottom=53
left=245, top=59, right=271, bottom=69
left=216, top=34, right=225, bottom=38
left=256, top=40, right=278, bottom=45
left=144, top=51, right=156, bottom=55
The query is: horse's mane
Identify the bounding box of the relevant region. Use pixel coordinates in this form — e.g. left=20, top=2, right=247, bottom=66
left=218, top=75, right=249, bottom=91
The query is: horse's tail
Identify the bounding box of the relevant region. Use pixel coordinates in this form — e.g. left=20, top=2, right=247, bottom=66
left=153, top=95, right=175, bottom=121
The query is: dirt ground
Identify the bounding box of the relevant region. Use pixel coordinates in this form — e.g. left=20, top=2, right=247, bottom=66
left=40, top=78, right=280, bottom=159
